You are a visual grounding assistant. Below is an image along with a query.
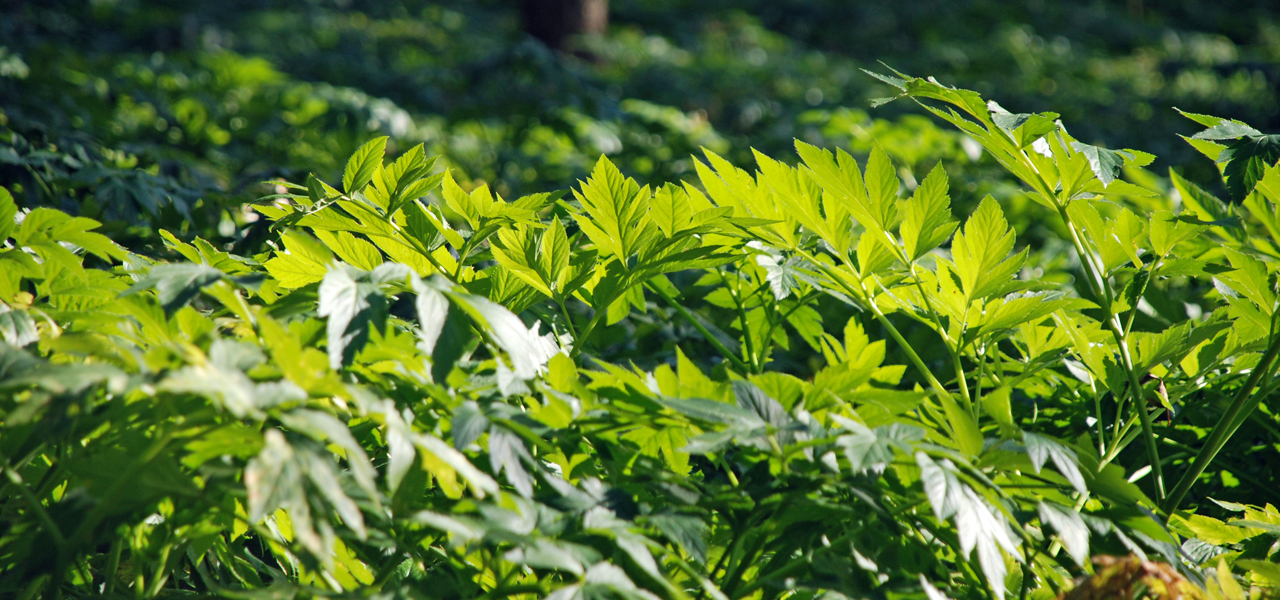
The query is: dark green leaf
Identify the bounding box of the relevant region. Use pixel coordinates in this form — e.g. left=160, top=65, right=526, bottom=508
left=1219, top=135, right=1280, bottom=201
left=122, top=263, right=225, bottom=314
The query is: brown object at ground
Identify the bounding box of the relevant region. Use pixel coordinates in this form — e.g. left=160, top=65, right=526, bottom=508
left=1059, top=556, right=1204, bottom=600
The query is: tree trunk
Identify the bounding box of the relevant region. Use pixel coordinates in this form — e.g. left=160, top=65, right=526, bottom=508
left=523, top=0, right=608, bottom=52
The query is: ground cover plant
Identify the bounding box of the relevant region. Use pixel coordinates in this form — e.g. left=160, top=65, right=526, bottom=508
left=5, top=62, right=1280, bottom=600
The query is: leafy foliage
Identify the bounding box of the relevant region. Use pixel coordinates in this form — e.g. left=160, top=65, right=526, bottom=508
left=5, top=12, right=1280, bottom=596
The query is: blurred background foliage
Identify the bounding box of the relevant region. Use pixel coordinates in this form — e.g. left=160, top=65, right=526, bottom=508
left=3, top=0, right=1279, bottom=251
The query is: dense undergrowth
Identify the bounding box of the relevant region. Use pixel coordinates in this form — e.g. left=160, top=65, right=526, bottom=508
left=4, top=65, right=1280, bottom=598
left=6, top=1, right=1280, bottom=599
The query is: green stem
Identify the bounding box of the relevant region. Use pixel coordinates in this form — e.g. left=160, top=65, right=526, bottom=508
left=1093, top=388, right=1107, bottom=452
left=647, top=282, right=751, bottom=372
left=1122, top=260, right=1160, bottom=337
left=104, top=539, right=123, bottom=594
left=796, top=248, right=952, bottom=399
left=905, top=264, right=972, bottom=409
left=3, top=468, right=65, bottom=549
left=1117, top=336, right=1166, bottom=501
left=452, top=237, right=476, bottom=280
left=557, top=301, right=579, bottom=341
left=1163, top=329, right=1280, bottom=514
left=1057, top=204, right=1165, bottom=501
left=952, top=350, right=973, bottom=412
left=727, top=273, right=759, bottom=372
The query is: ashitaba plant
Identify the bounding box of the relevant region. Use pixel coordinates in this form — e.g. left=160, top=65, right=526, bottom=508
left=3, top=71, right=1280, bottom=599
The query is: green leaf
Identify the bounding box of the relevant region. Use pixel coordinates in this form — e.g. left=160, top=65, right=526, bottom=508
left=836, top=420, right=923, bottom=472
left=413, top=430, right=499, bottom=499
left=916, top=452, right=967, bottom=521
left=901, top=163, right=958, bottom=261
left=314, top=230, right=382, bottom=271
left=264, top=253, right=328, bottom=289
left=650, top=183, right=693, bottom=238
left=1147, top=210, right=1203, bottom=256
left=1069, top=142, right=1130, bottom=187
left=573, top=156, right=653, bottom=260
left=732, top=380, right=789, bottom=428
left=951, top=196, right=1025, bottom=302
left=755, top=253, right=804, bottom=300
left=1193, top=121, right=1263, bottom=140
left=277, top=409, right=379, bottom=509
left=1037, top=502, right=1089, bottom=566
left=991, top=107, right=1059, bottom=148
left=863, top=145, right=901, bottom=227
left=938, top=392, right=983, bottom=456
left=662, top=397, right=763, bottom=429
left=1236, top=560, right=1280, bottom=586
left=1219, top=135, right=1280, bottom=201
left=0, top=307, right=38, bottom=347
left=1023, top=432, right=1087, bottom=494
left=122, top=263, right=225, bottom=314
left=450, top=401, right=490, bottom=450
left=489, top=428, right=534, bottom=497
left=1216, top=248, right=1275, bottom=315
left=1169, top=170, right=1233, bottom=227
left=795, top=141, right=886, bottom=238
left=981, top=386, right=1016, bottom=435
left=539, top=217, right=572, bottom=294
left=452, top=293, right=550, bottom=381
left=0, top=186, right=16, bottom=242
left=343, top=136, right=389, bottom=194
left=1175, top=514, right=1261, bottom=545
left=317, top=265, right=387, bottom=369
left=648, top=513, right=708, bottom=564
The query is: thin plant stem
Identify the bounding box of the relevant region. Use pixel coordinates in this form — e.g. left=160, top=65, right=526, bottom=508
left=795, top=247, right=953, bottom=398
left=1163, top=327, right=1280, bottom=514
left=1056, top=204, right=1166, bottom=501
left=645, top=281, right=750, bottom=372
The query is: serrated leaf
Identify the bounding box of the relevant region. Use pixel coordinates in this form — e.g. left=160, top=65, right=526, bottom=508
left=1217, top=248, right=1275, bottom=314
left=755, top=253, right=804, bottom=300
left=317, top=265, right=386, bottom=369
left=1193, top=121, right=1262, bottom=140
left=573, top=156, right=652, bottom=260
left=836, top=421, right=923, bottom=472
left=343, top=137, right=389, bottom=194
left=1148, top=210, right=1203, bottom=256
left=489, top=428, right=534, bottom=497
left=1038, top=502, right=1089, bottom=566
left=952, top=196, right=1025, bottom=302
left=264, top=253, right=328, bottom=289
left=0, top=186, right=16, bottom=242
left=1176, top=514, right=1261, bottom=545
left=732, top=380, right=789, bottom=428
left=649, top=513, right=708, bottom=564
left=938, top=392, right=983, bottom=456
left=650, top=183, right=693, bottom=238
left=451, top=401, right=489, bottom=450
left=314, top=230, right=382, bottom=271
left=1023, top=431, right=1087, bottom=494
left=276, top=409, right=379, bottom=509
left=916, top=453, right=967, bottom=521
left=122, top=263, right=225, bottom=314
left=901, top=164, right=958, bottom=261
left=0, top=307, right=38, bottom=347
left=1069, top=142, right=1130, bottom=187
left=1219, top=135, right=1280, bottom=201
left=863, top=145, right=901, bottom=228
left=413, top=431, right=499, bottom=498
left=663, top=397, right=763, bottom=429
left=1237, top=560, right=1280, bottom=586
left=539, top=217, right=572, bottom=293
